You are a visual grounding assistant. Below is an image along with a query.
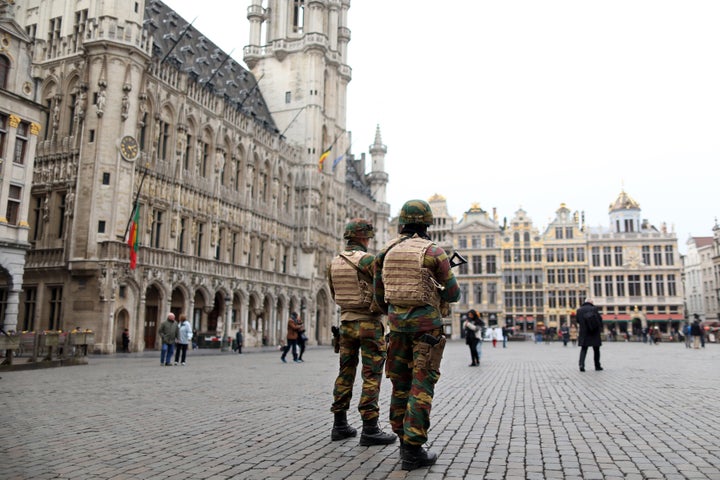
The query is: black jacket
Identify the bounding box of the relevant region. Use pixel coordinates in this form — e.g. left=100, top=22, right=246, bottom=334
left=577, top=302, right=602, bottom=347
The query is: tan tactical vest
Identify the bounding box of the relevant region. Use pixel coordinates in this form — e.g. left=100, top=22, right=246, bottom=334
left=382, top=236, right=441, bottom=309
left=330, top=251, right=373, bottom=309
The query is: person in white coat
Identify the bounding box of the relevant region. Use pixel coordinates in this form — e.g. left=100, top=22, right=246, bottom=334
left=174, top=314, right=194, bottom=365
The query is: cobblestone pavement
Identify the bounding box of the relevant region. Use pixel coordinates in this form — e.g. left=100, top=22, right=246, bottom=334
left=1, top=339, right=719, bottom=480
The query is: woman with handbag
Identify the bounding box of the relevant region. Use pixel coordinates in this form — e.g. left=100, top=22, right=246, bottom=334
left=295, top=314, right=307, bottom=362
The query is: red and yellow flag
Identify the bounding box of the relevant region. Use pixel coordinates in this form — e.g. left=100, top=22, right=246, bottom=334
left=128, top=203, right=140, bottom=269
left=318, top=148, right=331, bottom=172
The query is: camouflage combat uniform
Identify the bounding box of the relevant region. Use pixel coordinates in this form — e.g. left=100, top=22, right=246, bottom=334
left=328, top=219, right=395, bottom=445
left=328, top=242, right=386, bottom=420
left=374, top=201, right=460, bottom=450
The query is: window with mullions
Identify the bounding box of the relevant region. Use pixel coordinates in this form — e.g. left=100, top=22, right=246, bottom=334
left=5, top=185, right=21, bottom=225
left=653, top=246, right=662, bottom=266
left=0, top=55, right=8, bottom=90
left=486, top=255, right=496, bottom=274
left=603, top=247, right=612, bottom=266
left=13, top=122, right=29, bottom=165
left=615, top=275, right=625, bottom=297
left=472, top=255, right=482, bottom=274
left=48, top=286, right=63, bottom=330
left=667, top=274, right=677, bottom=296
left=593, top=275, right=602, bottom=297
left=644, top=275, right=653, bottom=295
left=22, top=287, right=37, bottom=331
left=642, top=245, right=650, bottom=264
left=473, top=284, right=482, bottom=304
left=664, top=245, right=674, bottom=266
left=628, top=275, right=641, bottom=296
left=471, top=235, right=481, bottom=248
left=614, top=246, right=623, bottom=266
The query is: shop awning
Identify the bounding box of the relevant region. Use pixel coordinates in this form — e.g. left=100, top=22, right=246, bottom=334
left=604, top=314, right=631, bottom=321
left=647, top=314, right=684, bottom=321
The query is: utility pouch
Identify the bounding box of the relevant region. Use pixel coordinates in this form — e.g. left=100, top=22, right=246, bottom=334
left=414, top=334, right=446, bottom=371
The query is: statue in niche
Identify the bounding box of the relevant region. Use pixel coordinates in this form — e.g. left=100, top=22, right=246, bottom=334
left=121, top=93, right=129, bottom=121
left=75, top=91, right=87, bottom=121
left=42, top=195, right=49, bottom=222
left=95, top=89, right=106, bottom=117
left=52, top=100, right=60, bottom=131
left=215, top=151, right=225, bottom=173
left=65, top=190, right=75, bottom=217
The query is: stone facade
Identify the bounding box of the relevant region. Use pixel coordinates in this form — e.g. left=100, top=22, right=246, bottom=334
left=12, top=0, right=389, bottom=352
left=0, top=1, right=43, bottom=333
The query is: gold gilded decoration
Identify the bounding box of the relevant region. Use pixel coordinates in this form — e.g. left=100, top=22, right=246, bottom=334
left=8, top=114, right=20, bottom=128
left=19, top=220, right=30, bottom=228
left=30, top=122, right=41, bottom=136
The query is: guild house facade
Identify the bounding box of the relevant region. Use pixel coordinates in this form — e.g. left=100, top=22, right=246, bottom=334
left=9, top=0, right=390, bottom=352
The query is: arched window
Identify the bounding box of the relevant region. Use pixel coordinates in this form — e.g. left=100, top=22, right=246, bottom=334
left=0, top=55, right=9, bottom=89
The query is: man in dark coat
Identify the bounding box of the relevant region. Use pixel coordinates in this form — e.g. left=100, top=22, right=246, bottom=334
left=577, top=298, right=603, bottom=372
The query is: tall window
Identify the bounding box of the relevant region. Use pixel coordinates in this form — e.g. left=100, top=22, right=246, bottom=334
left=215, top=227, right=224, bottom=261
left=485, top=235, right=495, bottom=248
left=57, top=192, right=66, bottom=238
left=31, top=195, right=42, bottom=241
left=458, top=236, right=467, bottom=249
left=5, top=185, right=21, bottom=225
left=13, top=122, right=29, bottom=165
left=614, top=246, right=623, bottom=266
left=667, top=274, right=677, bottom=296
left=157, top=119, right=170, bottom=161
left=556, top=248, right=565, bottom=262
left=644, top=275, right=653, bottom=296
left=150, top=209, right=163, bottom=248
left=578, top=269, right=586, bottom=284
left=200, top=140, right=209, bottom=177
left=0, top=55, right=8, bottom=89
left=48, top=286, right=63, bottom=330
left=231, top=232, right=239, bottom=264
left=546, top=248, right=555, bottom=262
left=628, top=275, right=641, bottom=296
left=567, top=248, right=575, bottom=262
left=655, top=275, right=665, bottom=296
left=604, top=275, right=613, bottom=297
left=177, top=217, right=186, bottom=253
left=23, top=287, right=37, bottom=331
left=555, top=227, right=563, bottom=239
left=565, top=227, right=573, bottom=239
left=196, top=222, right=204, bottom=256
left=642, top=246, right=651, bottom=264
left=534, top=249, right=542, bottom=262
left=603, top=247, right=612, bottom=266
left=472, top=255, right=482, bottom=274
left=0, top=114, right=7, bottom=160
left=653, top=246, right=662, bottom=266
left=664, top=245, right=674, bottom=266
left=593, top=275, right=602, bottom=297
left=459, top=284, right=468, bottom=305
left=473, top=284, right=482, bottom=304
left=591, top=247, right=600, bottom=267
left=486, top=255, right=496, bottom=274
left=547, top=269, right=555, bottom=284
left=488, top=283, right=497, bottom=304
left=292, top=0, right=305, bottom=33
left=471, top=235, right=481, bottom=248
left=183, top=133, right=193, bottom=170
left=615, top=275, right=625, bottom=297
left=576, top=247, right=585, bottom=262
left=523, top=248, right=532, bottom=262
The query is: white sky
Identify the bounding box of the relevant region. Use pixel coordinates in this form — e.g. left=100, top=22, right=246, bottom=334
left=165, top=1, right=720, bottom=253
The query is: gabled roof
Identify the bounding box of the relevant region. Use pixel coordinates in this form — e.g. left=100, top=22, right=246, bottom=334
left=689, top=236, right=713, bottom=248
left=144, top=0, right=277, bottom=132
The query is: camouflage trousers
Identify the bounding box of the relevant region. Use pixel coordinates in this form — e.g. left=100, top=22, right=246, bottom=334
left=385, top=328, right=444, bottom=446
left=330, top=319, right=387, bottom=421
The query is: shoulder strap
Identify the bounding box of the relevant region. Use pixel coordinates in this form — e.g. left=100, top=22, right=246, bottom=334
left=339, top=253, right=372, bottom=283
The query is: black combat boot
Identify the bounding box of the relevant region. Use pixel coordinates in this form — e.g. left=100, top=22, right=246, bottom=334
left=400, top=443, right=438, bottom=471
left=359, top=419, right=396, bottom=446
left=331, top=411, right=357, bottom=441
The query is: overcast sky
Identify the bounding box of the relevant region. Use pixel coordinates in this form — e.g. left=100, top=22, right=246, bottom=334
left=165, top=1, right=720, bottom=253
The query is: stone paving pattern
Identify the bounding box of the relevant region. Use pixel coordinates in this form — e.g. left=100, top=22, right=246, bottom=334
left=1, top=339, right=719, bottom=479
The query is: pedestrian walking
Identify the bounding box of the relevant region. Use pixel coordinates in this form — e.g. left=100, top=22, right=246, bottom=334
left=374, top=199, right=460, bottom=471
left=280, top=312, right=302, bottom=363
left=560, top=323, right=570, bottom=347
left=235, top=328, right=243, bottom=354
left=158, top=313, right=178, bottom=366
left=174, top=314, right=192, bottom=365
left=295, top=315, right=307, bottom=362
left=121, top=328, right=130, bottom=353
left=502, top=325, right=508, bottom=348
left=577, top=298, right=603, bottom=372
left=691, top=315, right=702, bottom=349
left=463, top=311, right=480, bottom=366
left=570, top=324, right=578, bottom=346
left=327, top=218, right=395, bottom=446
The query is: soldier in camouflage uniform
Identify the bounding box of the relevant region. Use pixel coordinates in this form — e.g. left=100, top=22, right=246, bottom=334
left=327, top=219, right=396, bottom=446
left=374, top=200, right=460, bottom=471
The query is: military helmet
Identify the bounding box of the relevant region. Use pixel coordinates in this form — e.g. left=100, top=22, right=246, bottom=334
left=343, top=218, right=374, bottom=239
left=398, top=199, right=433, bottom=226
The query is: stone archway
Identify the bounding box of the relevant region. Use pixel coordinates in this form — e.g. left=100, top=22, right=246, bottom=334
left=171, top=287, right=186, bottom=320
left=115, top=308, right=130, bottom=351
left=315, top=289, right=332, bottom=345
left=144, top=285, right=162, bottom=349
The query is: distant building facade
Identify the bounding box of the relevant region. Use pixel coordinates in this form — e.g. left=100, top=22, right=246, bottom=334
left=0, top=1, right=43, bottom=333
left=684, top=236, right=717, bottom=322
left=13, top=0, right=389, bottom=352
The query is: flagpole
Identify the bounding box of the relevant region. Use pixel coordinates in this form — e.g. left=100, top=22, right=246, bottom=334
left=124, top=164, right=149, bottom=240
